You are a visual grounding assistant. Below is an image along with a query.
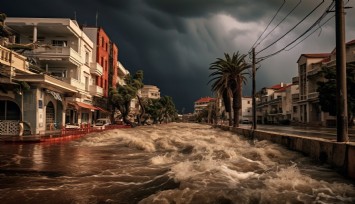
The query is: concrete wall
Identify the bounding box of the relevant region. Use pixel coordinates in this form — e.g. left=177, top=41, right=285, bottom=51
left=217, top=125, right=355, bottom=180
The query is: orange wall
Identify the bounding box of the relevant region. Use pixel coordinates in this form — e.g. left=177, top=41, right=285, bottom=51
left=96, top=28, right=109, bottom=97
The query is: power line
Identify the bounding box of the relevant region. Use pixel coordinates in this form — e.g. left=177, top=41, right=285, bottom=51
left=254, top=0, right=302, bottom=49
left=284, top=15, right=335, bottom=52
left=249, top=0, right=286, bottom=52
left=257, top=1, right=335, bottom=62
left=256, top=0, right=325, bottom=55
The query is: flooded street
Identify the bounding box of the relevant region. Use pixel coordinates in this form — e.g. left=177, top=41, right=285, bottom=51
left=0, top=123, right=354, bottom=204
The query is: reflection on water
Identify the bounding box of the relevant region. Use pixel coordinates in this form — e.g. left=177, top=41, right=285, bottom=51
left=0, top=123, right=354, bottom=204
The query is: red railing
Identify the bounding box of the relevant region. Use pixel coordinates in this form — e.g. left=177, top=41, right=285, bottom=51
left=40, top=124, right=131, bottom=142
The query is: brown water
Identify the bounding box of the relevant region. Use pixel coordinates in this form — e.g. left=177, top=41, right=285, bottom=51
left=0, top=123, right=354, bottom=204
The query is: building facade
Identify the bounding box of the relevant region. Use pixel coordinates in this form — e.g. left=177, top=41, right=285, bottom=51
left=83, top=27, right=118, bottom=113
left=256, top=82, right=297, bottom=124
left=194, top=97, right=215, bottom=115
left=3, top=17, right=108, bottom=134
left=296, top=53, right=332, bottom=126
left=141, top=85, right=160, bottom=99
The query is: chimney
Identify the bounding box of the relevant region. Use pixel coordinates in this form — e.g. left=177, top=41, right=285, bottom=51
left=280, top=82, right=284, bottom=87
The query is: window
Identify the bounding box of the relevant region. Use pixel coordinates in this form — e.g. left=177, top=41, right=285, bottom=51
left=52, top=40, right=67, bottom=47
left=247, top=100, right=250, bottom=104
left=85, top=51, right=89, bottom=66
left=101, top=37, right=104, bottom=47
left=85, top=76, right=89, bottom=91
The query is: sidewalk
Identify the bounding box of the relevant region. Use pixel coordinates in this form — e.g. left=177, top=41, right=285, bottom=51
left=238, top=124, right=355, bottom=143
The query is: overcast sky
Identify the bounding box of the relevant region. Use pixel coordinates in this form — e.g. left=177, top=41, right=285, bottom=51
left=2, top=0, right=355, bottom=113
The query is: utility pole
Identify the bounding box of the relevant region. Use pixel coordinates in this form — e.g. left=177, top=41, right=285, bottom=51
left=335, top=0, right=348, bottom=142
left=252, top=48, right=257, bottom=129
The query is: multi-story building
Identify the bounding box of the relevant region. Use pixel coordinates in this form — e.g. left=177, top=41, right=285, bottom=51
left=296, top=53, right=331, bottom=126
left=82, top=26, right=118, bottom=113
left=295, top=40, right=355, bottom=126
left=256, top=82, right=296, bottom=124
left=4, top=17, right=102, bottom=134
left=141, top=85, right=160, bottom=99
left=194, top=97, right=215, bottom=115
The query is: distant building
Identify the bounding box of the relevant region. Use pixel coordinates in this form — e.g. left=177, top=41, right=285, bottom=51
left=240, top=96, right=252, bottom=121
left=141, top=85, right=160, bottom=99
left=194, top=97, right=215, bottom=115
left=256, top=82, right=298, bottom=124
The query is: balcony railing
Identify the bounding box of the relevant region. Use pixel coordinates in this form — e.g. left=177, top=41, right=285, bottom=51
left=89, top=85, right=104, bottom=97
left=90, top=63, right=103, bottom=76
left=307, top=67, right=321, bottom=76
left=62, top=77, right=85, bottom=91
left=268, top=97, right=282, bottom=104
left=0, top=45, right=30, bottom=74
left=308, top=92, right=319, bottom=100
left=326, top=60, right=336, bottom=67
left=292, top=76, right=299, bottom=84
left=33, top=46, right=83, bottom=65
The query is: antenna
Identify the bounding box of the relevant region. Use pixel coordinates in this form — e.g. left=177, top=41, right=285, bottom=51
left=74, top=11, right=77, bottom=21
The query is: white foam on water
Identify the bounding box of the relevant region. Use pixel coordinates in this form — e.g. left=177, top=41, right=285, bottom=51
left=59, top=123, right=355, bottom=203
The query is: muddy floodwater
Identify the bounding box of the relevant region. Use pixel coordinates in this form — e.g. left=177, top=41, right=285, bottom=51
left=0, top=123, right=354, bottom=203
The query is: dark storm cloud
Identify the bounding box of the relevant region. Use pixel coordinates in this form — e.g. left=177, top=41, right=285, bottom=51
left=2, top=0, right=355, bottom=113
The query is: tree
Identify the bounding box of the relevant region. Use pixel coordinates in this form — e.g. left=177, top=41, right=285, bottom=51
left=109, top=70, right=144, bottom=127
left=317, top=65, right=355, bottom=126
left=209, top=52, right=250, bottom=127
left=145, top=96, right=177, bottom=124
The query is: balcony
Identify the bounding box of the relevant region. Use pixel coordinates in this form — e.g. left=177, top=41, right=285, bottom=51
left=14, top=74, right=77, bottom=93
left=292, top=94, right=299, bottom=102
left=268, top=97, right=282, bottom=105
left=90, top=63, right=103, bottom=76
left=0, top=45, right=31, bottom=75
left=308, top=92, right=319, bottom=100
left=307, top=67, right=321, bottom=77
left=89, top=85, right=104, bottom=97
left=62, top=77, right=85, bottom=91
left=33, top=46, right=83, bottom=66
left=326, top=60, right=336, bottom=67
left=292, top=76, right=299, bottom=85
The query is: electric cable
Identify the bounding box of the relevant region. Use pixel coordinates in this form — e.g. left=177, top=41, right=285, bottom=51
left=249, top=0, right=286, bottom=52
left=254, top=0, right=302, bottom=49
left=256, top=0, right=325, bottom=55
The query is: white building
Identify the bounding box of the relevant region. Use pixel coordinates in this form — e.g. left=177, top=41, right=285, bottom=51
left=141, top=85, right=160, bottom=99
left=256, top=82, right=297, bottom=124
left=4, top=17, right=102, bottom=134
left=240, top=96, right=252, bottom=122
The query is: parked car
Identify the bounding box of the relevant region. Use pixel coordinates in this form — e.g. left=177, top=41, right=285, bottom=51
left=95, top=118, right=111, bottom=126
left=240, top=119, right=252, bottom=124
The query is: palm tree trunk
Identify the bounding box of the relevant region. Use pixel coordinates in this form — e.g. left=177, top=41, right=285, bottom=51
left=232, top=92, right=239, bottom=127
left=228, top=97, right=233, bottom=126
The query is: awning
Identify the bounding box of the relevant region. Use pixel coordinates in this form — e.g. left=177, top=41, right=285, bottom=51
left=76, top=102, right=98, bottom=111
left=95, top=106, right=109, bottom=113
left=46, top=89, right=62, bottom=101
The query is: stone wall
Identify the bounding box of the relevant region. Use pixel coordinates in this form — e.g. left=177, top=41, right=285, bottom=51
left=217, top=125, right=355, bottom=180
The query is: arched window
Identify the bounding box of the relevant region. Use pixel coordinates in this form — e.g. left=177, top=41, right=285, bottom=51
left=0, top=100, right=21, bottom=120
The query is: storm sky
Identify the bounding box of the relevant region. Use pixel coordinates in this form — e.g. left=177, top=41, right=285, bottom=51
left=2, top=0, right=355, bottom=113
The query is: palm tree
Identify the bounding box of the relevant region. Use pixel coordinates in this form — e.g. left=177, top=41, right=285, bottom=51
left=209, top=52, right=250, bottom=127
